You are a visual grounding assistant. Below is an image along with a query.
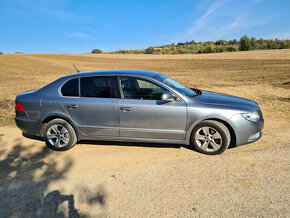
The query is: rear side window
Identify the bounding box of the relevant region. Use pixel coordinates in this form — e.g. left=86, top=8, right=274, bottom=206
left=81, top=76, right=112, bottom=98
left=61, top=78, right=79, bottom=97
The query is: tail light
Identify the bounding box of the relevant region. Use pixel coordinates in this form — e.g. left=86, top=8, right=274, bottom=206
left=15, top=100, right=25, bottom=111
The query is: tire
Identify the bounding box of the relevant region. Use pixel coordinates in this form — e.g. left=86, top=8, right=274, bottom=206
left=191, top=120, right=231, bottom=155
left=43, top=118, right=77, bottom=151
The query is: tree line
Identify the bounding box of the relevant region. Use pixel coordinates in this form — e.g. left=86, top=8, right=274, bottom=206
left=91, top=35, right=290, bottom=54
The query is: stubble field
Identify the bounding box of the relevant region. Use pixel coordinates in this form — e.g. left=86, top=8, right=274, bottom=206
left=0, top=49, right=289, bottom=217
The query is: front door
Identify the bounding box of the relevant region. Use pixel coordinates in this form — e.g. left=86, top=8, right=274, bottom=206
left=60, top=76, right=119, bottom=137
left=117, top=76, right=187, bottom=140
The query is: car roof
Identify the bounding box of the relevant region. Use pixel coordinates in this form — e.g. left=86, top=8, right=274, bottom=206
left=64, top=69, right=160, bottom=79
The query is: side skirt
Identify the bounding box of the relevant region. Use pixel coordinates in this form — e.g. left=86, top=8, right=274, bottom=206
left=78, top=135, right=187, bottom=145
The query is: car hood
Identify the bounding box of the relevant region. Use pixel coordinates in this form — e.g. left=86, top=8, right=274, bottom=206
left=193, top=91, right=259, bottom=111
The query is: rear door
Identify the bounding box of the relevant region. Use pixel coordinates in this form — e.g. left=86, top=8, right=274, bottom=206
left=116, top=76, right=187, bottom=140
left=60, top=76, right=119, bottom=137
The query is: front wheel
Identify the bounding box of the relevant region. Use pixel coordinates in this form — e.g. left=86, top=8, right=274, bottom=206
left=44, top=119, right=77, bottom=151
left=191, top=120, right=230, bottom=155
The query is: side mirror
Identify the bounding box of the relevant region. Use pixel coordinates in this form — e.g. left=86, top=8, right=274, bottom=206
left=162, top=92, right=176, bottom=102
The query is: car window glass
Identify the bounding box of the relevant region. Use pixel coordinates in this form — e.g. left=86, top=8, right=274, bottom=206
left=81, top=76, right=112, bottom=98
left=154, top=74, right=195, bottom=97
left=61, top=78, right=79, bottom=97
left=119, top=76, right=166, bottom=100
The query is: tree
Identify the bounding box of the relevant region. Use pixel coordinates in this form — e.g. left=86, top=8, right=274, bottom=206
left=281, top=40, right=290, bottom=49
left=0, top=52, right=3, bottom=55
left=215, top=39, right=227, bottom=45
left=144, top=47, right=155, bottom=54
left=266, top=40, right=278, bottom=49
left=189, top=40, right=196, bottom=45
left=91, top=49, right=102, bottom=54
left=204, top=45, right=215, bottom=53
left=250, top=37, right=257, bottom=50
left=239, top=35, right=252, bottom=51
left=228, top=39, right=238, bottom=45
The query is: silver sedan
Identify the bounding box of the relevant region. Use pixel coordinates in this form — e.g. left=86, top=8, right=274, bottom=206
left=15, top=70, right=264, bottom=155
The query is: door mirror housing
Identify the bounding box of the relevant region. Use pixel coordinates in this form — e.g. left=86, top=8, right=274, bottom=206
left=162, top=92, right=176, bottom=102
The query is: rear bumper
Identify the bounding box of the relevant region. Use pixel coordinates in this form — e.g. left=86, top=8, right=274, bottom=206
left=15, top=117, right=40, bottom=136
left=230, top=114, right=264, bottom=146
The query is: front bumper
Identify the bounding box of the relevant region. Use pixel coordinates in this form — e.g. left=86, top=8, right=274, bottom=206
left=229, top=114, right=264, bottom=146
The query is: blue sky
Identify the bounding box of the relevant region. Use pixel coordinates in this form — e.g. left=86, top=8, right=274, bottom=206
left=0, top=0, right=289, bottom=53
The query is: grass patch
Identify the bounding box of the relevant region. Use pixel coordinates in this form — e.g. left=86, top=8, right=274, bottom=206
left=0, top=98, right=15, bottom=126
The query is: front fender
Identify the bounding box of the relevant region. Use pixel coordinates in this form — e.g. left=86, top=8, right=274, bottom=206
left=185, top=114, right=237, bottom=145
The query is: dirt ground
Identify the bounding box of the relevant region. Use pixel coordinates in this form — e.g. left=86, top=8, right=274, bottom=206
left=0, top=49, right=289, bottom=217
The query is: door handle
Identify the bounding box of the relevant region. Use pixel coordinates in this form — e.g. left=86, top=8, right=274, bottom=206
left=67, top=105, right=79, bottom=109
left=120, top=106, right=133, bottom=112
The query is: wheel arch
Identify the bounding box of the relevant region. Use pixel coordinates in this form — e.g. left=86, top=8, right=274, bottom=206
left=187, top=118, right=236, bottom=148
left=39, top=114, right=79, bottom=140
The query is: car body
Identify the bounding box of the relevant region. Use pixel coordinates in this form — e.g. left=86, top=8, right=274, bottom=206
left=15, top=70, right=264, bottom=154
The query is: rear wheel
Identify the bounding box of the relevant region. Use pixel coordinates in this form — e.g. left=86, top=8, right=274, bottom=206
left=191, top=120, right=230, bottom=155
left=44, top=119, right=77, bottom=151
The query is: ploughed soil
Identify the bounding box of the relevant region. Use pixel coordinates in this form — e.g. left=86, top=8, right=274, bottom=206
left=0, top=49, right=289, bottom=216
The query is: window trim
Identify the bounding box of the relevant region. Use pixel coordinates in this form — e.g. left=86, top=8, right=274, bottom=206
left=116, top=75, right=183, bottom=101
left=60, top=77, right=80, bottom=98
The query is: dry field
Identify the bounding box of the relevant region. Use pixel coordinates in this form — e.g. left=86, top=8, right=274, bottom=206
left=0, top=49, right=289, bottom=217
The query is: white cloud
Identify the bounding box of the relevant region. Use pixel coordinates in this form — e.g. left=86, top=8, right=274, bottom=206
left=173, top=0, right=268, bottom=42
left=185, top=0, right=230, bottom=38
left=68, top=33, right=89, bottom=39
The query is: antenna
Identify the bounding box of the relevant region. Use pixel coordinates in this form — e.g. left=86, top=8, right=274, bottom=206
left=72, top=64, right=80, bottom=73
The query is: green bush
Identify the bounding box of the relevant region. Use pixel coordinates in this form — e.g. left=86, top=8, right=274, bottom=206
left=204, top=45, right=215, bottom=53
left=144, top=47, right=155, bottom=54
left=239, top=35, right=252, bottom=51
left=116, top=50, right=129, bottom=54
left=226, top=45, right=239, bottom=52
left=132, top=50, right=143, bottom=54
left=281, top=41, right=290, bottom=49
left=91, top=49, right=102, bottom=54
left=266, top=40, right=278, bottom=49
left=0, top=52, right=3, bottom=55
left=215, top=45, right=227, bottom=53
left=215, top=40, right=227, bottom=45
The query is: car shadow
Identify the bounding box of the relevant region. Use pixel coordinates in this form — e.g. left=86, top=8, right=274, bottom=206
left=22, top=132, right=237, bottom=152
left=22, top=132, right=191, bottom=150
left=79, top=140, right=182, bottom=149
left=1, top=136, right=107, bottom=217
left=22, top=132, right=44, bottom=141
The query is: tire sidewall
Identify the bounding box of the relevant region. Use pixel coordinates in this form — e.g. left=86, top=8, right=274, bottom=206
left=191, top=121, right=229, bottom=155
left=44, top=119, right=77, bottom=151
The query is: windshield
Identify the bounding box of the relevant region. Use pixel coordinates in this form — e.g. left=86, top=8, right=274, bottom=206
left=153, top=74, right=196, bottom=97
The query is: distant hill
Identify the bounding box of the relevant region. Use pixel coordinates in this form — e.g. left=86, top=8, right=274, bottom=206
left=100, top=35, right=290, bottom=55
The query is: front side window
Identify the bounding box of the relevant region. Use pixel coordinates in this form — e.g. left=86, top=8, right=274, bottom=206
left=61, top=78, right=79, bottom=97
left=81, top=76, right=112, bottom=98
left=119, top=76, right=166, bottom=100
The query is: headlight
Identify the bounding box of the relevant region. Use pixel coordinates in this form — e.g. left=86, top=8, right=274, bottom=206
left=241, top=111, right=261, bottom=122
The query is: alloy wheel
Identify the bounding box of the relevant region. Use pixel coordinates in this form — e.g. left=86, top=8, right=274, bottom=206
left=195, top=126, right=222, bottom=152
left=47, top=124, right=70, bottom=148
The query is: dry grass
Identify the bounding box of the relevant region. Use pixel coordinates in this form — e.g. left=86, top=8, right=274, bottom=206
left=0, top=49, right=289, bottom=127
left=0, top=49, right=289, bottom=216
